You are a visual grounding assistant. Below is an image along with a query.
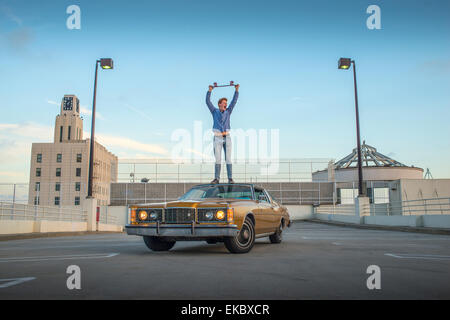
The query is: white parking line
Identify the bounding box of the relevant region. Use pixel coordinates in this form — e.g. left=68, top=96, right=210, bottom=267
left=301, top=236, right=450, bottom=241
left=0, top=277, right=36, bottom=288
left=0, top=242, right=139, bottom=251
left=385, top=253, right=450, bottom=261
left=0, top=253, right=119, bottom=263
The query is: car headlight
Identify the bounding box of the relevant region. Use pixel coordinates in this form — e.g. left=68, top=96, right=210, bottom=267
left=149, top=211, right=158, bottom=220
left=205, top=211, right=214, bottom=220
left=215, top=210, right=225, bottom=220
left=138, top=210, right=148, bottom=220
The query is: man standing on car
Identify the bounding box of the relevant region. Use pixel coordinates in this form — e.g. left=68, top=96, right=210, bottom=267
left=206, top=83, right=239, bottom=184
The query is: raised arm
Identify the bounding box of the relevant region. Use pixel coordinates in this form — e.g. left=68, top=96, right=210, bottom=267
left=227, top=84, right=240, bottom=114
left=205, top=86, right=215, bottom=113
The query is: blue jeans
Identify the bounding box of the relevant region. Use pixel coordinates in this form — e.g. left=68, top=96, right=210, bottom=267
left=213, top=135, right=232, bottom=180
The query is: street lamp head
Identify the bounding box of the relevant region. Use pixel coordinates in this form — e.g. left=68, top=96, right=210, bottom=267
left=338, top=58, right=352, bottom=70
left=100, top=58, right=114, bottom=69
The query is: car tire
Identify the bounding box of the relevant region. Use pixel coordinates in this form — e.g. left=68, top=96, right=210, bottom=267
left=143, top=236, right=176, bottom=251
left=224, top=217, right=255, bottom=254
left=269, top=223, right=283, bottom=244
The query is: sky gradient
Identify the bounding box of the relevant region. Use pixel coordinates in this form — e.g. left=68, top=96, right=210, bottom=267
left=1, top=0, right=449, bottom=182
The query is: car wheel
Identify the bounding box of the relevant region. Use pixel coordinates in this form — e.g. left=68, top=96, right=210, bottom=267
left=269, top=223, right=283, bottom=244
left=224, top=217, right=255, bottom=254
left=143, top=236, right=176, bottom=251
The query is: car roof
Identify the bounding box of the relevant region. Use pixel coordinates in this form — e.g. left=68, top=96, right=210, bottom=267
left=191, top=183, right=267, bottom=190
left=193, top=183, right=255, bottom=188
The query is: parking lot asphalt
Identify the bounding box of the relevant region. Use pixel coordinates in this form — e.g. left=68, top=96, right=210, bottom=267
left=0, top=221, right=449, bottom=299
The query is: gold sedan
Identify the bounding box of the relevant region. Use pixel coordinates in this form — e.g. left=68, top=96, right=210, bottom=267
left=125, top=183, right=291, bottom=254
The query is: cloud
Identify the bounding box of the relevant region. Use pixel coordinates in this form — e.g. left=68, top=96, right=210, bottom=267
left=6, top=27, right=34, bottom=52
left=80, top=105, right=105, bottom=120
left=84, top=131, right=168, bottom=156
left=124, top=104, right=152, bottom=121
left=0, top=5, right=23, bottom=26
left=0, top=122, right=53, bottom=140
left=416, top=59, right=450, bottom=74
left=0, top=122, right=170, bottom=183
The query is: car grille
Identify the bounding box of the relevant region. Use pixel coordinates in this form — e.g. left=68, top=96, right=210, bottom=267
left=164, top=208, right=195, bottom=224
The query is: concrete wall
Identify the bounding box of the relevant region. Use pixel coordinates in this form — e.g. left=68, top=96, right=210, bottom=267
left=396, top=179, right=450, bottom=201
left=0, top=220, right=36, bottom=235
left=313, top=166, right=423, bottom=182
left=313, top=213, right=450, bottom=229
left=314, top=213, right=363, bottom=224
left=0, top=220, right=88, bottom=235
left=106, top=206, right=129, bottom=226
left=0, top=199, right=122, bottom=235
left=364, top=215, right=420, bottom=228
left=285, top=205, right=313, bottom=220
left=98, top=223, right=123, bottom=232
left=422, top=215, right=450, bottom=229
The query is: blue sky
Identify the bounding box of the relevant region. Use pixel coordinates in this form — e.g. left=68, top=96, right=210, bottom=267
left=0, top=0, right=449, bottom=182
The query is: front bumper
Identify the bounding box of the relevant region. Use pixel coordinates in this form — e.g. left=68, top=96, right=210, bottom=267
left=125, top=223, right=239, bottom=238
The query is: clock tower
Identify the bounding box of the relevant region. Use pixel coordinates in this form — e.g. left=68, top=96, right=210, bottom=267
left=54, top=94, right=84, bottom=143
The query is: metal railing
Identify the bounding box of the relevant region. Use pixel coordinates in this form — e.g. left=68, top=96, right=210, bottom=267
left=314, top=204, right=356, bottom=215
left=98, top=206, right=118, bottom=225
left=370, top=197, right=450, bottom=216
left=0, top=201, right=88, bottom=222
left=110, top=181, right=334, bottom=206
left=119, top=158, right=332, bottom=183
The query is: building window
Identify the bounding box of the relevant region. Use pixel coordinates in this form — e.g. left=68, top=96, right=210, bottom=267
left=76, top=168, right=81, bottom=177
left=36, top=168, right=41, bottom=177
left=54, top=197, right=60, bottom=206
left=68, top=126, right=71, bottom=141
left=57, top=153, right=62, bottom=162
left=75, top=182, right=81, bottom=191
left=36, top=153, right=42, bottom=163
left=76, top=153, right=82, bottom=163
left=55, top=183, right=61, bottom=192
left=60, top=126, right=63, bottom=142
left=56, top=168, right=61, bottom=177
left=75, top=197, right=80, bottom=206
left=34, top=196, right=40, bottom=205
left=35, top=182, right=40, bottom=191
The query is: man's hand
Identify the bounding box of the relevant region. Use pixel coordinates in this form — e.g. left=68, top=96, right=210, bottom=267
left=209, top=85, right=214, bottom=92
left=235, top=84, right=240, bottom=91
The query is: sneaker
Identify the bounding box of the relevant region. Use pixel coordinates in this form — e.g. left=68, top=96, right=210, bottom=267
left=228, top=179, right=235, bottom=184
left=210, top=179, right=219, bottom=184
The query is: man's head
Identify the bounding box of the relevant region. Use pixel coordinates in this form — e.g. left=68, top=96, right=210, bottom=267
left=218, top=98, right=228, bottom=112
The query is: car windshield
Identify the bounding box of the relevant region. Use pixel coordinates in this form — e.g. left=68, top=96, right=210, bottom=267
left=179, top=185, right=253, bottom=201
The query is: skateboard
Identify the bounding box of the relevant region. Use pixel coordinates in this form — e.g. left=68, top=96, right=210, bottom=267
left=212, top=81, right=238, bottom=88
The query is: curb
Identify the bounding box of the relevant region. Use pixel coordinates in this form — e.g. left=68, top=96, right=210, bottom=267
left=305, top=219, right=450, bottom=236
left=0, top=231, right=125, bottom=242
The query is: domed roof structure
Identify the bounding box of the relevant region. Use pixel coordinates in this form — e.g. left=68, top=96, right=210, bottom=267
left=334, top=141, right=406, bottom=169
left=312, top=141, right=423, bottom=182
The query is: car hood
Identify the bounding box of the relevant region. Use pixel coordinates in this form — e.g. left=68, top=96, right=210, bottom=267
left=133, top=198, right=253, bottom=208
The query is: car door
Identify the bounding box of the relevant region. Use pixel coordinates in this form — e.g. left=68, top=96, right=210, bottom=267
left=264, top=190, right=282, bottom=230
left=254, top=188, right=273, bottom=234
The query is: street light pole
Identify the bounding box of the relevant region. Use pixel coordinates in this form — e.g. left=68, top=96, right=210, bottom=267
left=87, top=58, right=114, bottom=198
left=338, top=57, right=364, bottom=196
left=351, top=60, right=364, bottom=197
left=87, top=60, right=99, bottom=198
